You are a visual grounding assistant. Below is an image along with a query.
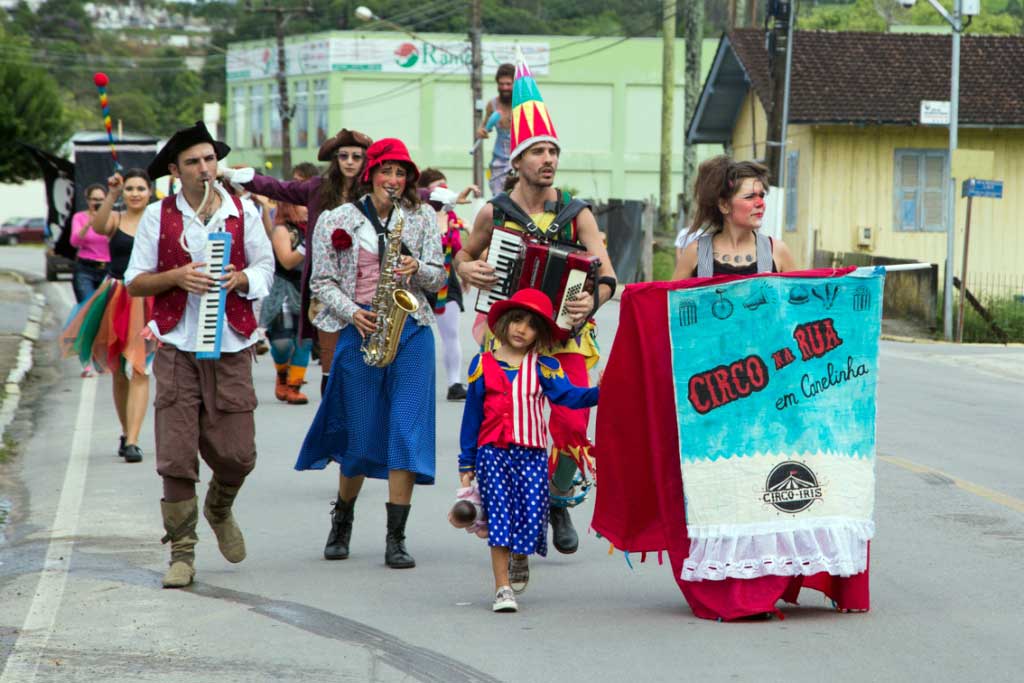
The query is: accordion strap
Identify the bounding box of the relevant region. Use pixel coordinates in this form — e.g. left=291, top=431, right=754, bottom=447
left=490, top=189, right=591, bottom=244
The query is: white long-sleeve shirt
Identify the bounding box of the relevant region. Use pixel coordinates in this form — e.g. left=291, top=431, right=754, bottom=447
left=125, top=183, right=274, bottom=352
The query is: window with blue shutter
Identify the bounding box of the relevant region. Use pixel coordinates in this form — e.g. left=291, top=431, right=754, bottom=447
left=894, top=149, right=948, bottom=232
left=785, top=151, right=799, bottom=232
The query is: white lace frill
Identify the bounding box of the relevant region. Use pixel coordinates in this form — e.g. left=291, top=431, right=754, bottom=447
left=682, top=520, right=874, bottom=582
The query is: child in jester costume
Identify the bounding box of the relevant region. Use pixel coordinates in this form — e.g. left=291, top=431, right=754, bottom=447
left=455, top=49, right=619, bottom=554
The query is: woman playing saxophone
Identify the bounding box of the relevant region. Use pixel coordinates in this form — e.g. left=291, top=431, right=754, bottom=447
left=295, top=138, right=445, bottom=568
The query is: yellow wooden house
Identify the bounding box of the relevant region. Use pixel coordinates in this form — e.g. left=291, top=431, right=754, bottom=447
left=687, top=29, right=1024, bottom=309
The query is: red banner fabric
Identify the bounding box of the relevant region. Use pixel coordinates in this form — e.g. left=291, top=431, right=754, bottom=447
left=592, top=268, right=869, bottom=620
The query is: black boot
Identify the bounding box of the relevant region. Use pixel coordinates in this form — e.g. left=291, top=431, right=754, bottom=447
left=549, top=505, right=579, bottom=554
left=385, top=502, right=415, bottom=569
left=324, top=495, right=356, bottom=560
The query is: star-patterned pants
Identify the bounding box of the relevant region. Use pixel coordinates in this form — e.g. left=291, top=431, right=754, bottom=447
left=476, top=444, right=549, bottom=557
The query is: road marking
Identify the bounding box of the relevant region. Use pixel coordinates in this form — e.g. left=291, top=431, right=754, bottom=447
left=0, top=377, right=95, bottom=683
left=879, top=454, right=1024, bottom=515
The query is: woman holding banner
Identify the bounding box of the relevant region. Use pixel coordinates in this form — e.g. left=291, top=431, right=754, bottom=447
left=672, top=156, right=795, bottom=279
left=595, top=155, right=876, bottom=621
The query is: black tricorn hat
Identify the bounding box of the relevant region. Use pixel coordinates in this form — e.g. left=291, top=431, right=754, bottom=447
left=147, top=121, right=230, bottom=180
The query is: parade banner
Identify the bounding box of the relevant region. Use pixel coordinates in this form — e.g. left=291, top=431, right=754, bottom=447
left=668, top=270, right=884, bottom=581
left=21, top=143, right=75, bottom=258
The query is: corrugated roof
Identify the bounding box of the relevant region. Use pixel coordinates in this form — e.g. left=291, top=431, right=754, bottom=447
left=728, top=28, right=1024, bottom=126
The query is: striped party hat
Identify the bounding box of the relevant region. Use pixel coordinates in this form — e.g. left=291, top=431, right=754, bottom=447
left=510, top=47, right=559, bottom=160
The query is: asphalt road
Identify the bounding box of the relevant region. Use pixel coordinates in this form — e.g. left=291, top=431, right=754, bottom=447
left=0, top=243, right=1021, bottom=682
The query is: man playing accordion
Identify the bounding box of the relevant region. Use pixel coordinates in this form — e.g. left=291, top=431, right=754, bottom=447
left=455, top=51, right=617, bottom=557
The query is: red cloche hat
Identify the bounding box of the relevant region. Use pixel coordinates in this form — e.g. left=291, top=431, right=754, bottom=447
left=362, top=138, right=420, bottom=184
left=487, top=288, right=559, bottom=338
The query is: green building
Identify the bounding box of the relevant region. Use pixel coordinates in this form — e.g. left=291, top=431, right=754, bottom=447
left=225, top=30, right=718, bottom=207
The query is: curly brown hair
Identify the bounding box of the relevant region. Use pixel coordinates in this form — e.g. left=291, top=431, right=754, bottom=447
left=688, top=155, right=770, bottom=234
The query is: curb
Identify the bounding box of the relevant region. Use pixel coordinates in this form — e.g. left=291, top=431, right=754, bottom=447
left=0, top=271, right=46, bottom=441
left=879, top=334, right=941, bottom=344
left=880, top=333, right=1024, bottom=348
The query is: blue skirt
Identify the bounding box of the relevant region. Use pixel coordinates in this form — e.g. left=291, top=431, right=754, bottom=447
left=294, top=316, right=436, bottom=484
left=476, top=444, right=549, bottom=557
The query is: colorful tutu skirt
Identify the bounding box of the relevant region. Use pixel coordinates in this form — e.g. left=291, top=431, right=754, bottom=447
left=61, top=278, right=155, bottom=376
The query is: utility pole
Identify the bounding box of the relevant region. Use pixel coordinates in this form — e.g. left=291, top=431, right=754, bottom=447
left=945, top=0, right=961, bottom=340
left=682, top=0, right=703, bottom=222
left=764, top=0, right=792, bottom=185
left=249, top=1, right=312, bottom=179
left=659, top=0, right=676, bottom=233
left=470, top=0, right=484, bottom=189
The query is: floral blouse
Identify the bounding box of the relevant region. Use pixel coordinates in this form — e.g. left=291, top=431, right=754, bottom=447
left=309, top=197, right=445, bottom=332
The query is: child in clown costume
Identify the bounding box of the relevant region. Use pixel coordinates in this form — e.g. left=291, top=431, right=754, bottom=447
left=455, top=49, right=618, bottom=555
left=458, top=288, right=599, bottom=613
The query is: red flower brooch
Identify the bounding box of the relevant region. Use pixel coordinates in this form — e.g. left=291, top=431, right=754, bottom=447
left=331, top=229, right=352, bottom=251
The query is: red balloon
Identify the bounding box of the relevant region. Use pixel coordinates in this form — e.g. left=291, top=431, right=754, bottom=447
left=93, top=72, right=109, bottom=87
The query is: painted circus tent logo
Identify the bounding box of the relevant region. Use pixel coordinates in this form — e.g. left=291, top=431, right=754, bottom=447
left=394, top=43, right=420, bottom=68
left=762, top=461, right=823, bottom=513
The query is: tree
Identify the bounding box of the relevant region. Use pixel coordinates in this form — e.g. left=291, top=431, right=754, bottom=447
left=1, top=29, right=71, bottom=182
left=682, top=0, right=704, bottom=220
left=799, top=0, right=1021, bottom=34
left=798, top=0, right=889, bottom=32
left=32, top=0, right=94, bottom=43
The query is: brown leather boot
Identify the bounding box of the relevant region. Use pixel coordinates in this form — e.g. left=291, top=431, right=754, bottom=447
left=161, top=497, right=198, bottom=588
left=203, top=479, right=246, bottom=563
left=284, top=384, right=309, bottom=404
left=274, top=368, right=289, bottom=401
left=284, top=365, right=308, bottom=404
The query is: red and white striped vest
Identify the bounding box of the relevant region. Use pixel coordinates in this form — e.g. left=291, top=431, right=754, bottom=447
left=477, top=351, right=548, bottom=450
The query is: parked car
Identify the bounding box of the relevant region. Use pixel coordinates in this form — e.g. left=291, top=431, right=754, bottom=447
left=0, top=217, right=46, bottom=245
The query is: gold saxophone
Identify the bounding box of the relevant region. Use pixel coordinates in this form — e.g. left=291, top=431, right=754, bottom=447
left=361, top=193, right=420, bottom=368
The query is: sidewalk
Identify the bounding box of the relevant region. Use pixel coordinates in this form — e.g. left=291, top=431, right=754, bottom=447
left=0, top=270, right=46, bottom=444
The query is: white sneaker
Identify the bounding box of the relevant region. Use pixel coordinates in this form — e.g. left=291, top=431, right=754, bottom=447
left=492, top=586, right=518, bottom=613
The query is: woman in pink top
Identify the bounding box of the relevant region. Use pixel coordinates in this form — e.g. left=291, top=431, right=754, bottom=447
left=70, top=183, right=112, bottom=303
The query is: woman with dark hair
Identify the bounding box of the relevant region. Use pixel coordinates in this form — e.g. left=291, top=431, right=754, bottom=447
left=672, top=156, right=795, bottom=279
left=295, top=138, right=445, bottom=568
left=69, top=184, right=112, bottom=377
left=263, top=161, right=320, bottom=405
left=219, top=129, right=372, bottom=394
left=61, top=169, right=156, bottom=462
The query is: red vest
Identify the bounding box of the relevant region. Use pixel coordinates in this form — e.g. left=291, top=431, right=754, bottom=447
left=151, top=194, right=257, bottom=338
left=477, top=351, right=548, bottom=450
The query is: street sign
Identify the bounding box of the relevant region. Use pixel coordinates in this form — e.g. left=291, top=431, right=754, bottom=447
left=961, top=179, right=1003, bottom=198
left=920, top=100, right=951, bottom=125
